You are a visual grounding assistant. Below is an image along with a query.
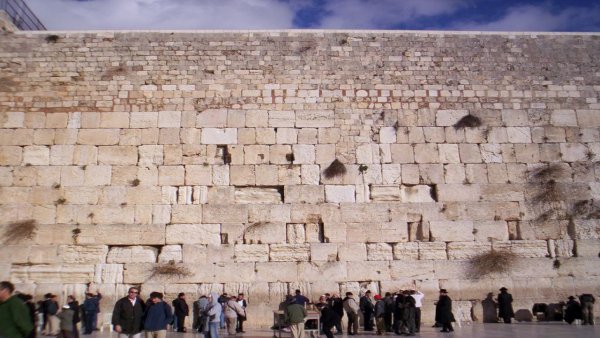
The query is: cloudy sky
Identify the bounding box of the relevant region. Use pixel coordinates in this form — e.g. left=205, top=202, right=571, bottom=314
left=24, top=0, right=600, bottom=31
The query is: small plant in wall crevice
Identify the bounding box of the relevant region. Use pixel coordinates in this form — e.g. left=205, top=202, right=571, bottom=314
left=2, top=220, right=38, bottom=244
left=468, top=250, right=517, bottom=278
left=150, top=260, right=192, bottom=279
left=453, top=114, right=482, bottom=129
left=323, top=159, right=347, bottom=179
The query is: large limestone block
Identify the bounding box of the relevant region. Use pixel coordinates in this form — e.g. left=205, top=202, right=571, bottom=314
left=1, top=111, right=24, bottom=128
left=432, top=260, right=470, bottom=279
left=107, top=246, right=158, bottom=263
left=130, top=112, right=158, bottom=128
left=11, top=264, right=95, bottom=283
left=340, top=203, right=390, bottom=223
left=370, top=185, right=400, bottom=201
left=400, top=185, right=435, bottom=203
left=510, top=240, right=549, bottom=258
left=58, top=245, right=109, bottom=264
left=436, top=110, right=469, bottom=126
left=338, top=243, right=367, bottom=261
left=284, top=185, right=324, bottom=204
left=367, top=243, right=393, bottom=261
left=310, top=243, right=338, bottom=262
left=447, top=242, right=492, bottom=260
left=473, top=221, right=509, bottom=242
left=573, top=220, right=600, bottom=239
left=576, top=239, right=600, bottom=257
left=436, top=184, right=481, bottom=201
left=390, top=260, right=435, bottom=280
left=235, top=187, right=282, bottom=204
left=556, top=257, right=600, bottom=278
left=196, top=109, right=227, bottom=127
left=244, top=222, right=286, bottom=244
left=325, top=185, right=355, bottom=203
left=347, top=261, right=390, bottom=281
left=298, top=261, right=347, bottom=281
left=286, top=223, right=306, bottom=244
left=392, top=242, right=419, bottom=260
left=234, top=244, right=269, bottom=262
left=346, top=221, right=409, bottom=243
left=98, top=146, right=137, bottom=165
left=214, top=262, right=256, bottom=282
left=201, top=128, right=237, bottom=144
left=93, top=264, right=124, bottom=284
left=269, top=244, right=310, bottom=261
left=23, top=146, right=49, bottom=165
left=419, top=242, right=447, bottom=260
left=0, top=146, right=22, bottom=165
left=509, top=258, right=557, bottom=278
left=74, top=224, right=165, bottom=245
left=296, top=111, right=334, bottom=127
left=77, top=129, right=120, bottom=145
left=255, top=262, right=297, bottom=282
left=248, top=204, right=291, bottom=223
left=203, top=204, right=248, bottom=223
left=429, top=221, right=474, bottom=242
left=166, top=224, right=221, bottom=245
left=171, top=205, right=202, bottom=223
left=182, top=244, right=208, bottom=263
left=158, top=245, right=183, bottom=262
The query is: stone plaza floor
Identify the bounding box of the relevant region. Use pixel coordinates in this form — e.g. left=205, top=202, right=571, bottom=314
left=59, top=323, right=599, bottom=338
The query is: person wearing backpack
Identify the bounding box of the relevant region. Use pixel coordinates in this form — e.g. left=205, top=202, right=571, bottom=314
left=143, top=292, right=173, bottom=338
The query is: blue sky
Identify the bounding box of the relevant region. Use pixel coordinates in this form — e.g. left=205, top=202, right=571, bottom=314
left=25, top=0, right=600, bottom=31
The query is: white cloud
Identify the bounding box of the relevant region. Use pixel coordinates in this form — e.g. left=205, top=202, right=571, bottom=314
left=317, top=0, right=469, bottom=29
left=25, top=0, right=296, bottom=30
left=452, top=4, right=600, bottom=31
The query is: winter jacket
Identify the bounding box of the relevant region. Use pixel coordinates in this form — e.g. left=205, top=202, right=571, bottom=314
left=206, top=292, right=222, bottom=323
left=359, top=296, right=374, bottom=313
left=224, top=299, right=245, bottom=319
left=374, top=300, right=386, bottom=318
left=143, top=301, right=173, bottom=331
left=112, top=297, right=146, bottom=334
left=343, top=296, right=359, bottom=315
left=319, top=305, right=339, bottom=329
left=435, top=295, right=454, bottom=324
left=285, top=303, right=307, bottom=324
left=57, top=309, right=74, bottom=331
left=172, top=298, right=189, bottom=317
left=497, top=291, right=514, bottom=319
left=0, top=295, right=34, bottom=338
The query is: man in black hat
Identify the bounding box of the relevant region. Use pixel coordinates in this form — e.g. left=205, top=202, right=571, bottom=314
left=497, top=287, right=514, bottom=324
left=435, top=289, right=454, bottom=333
left=564, top=296, right=581, bottom=325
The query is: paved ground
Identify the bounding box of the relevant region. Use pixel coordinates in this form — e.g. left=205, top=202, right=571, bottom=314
left=60, top=323, right=599, bottom=338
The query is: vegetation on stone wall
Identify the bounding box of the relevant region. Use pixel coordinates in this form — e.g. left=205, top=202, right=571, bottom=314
left=2, top=220, right=38, bottom=244
left=323, top=159, right=347, bottom=179
left=453, top=114, right=482, bottom=129
left=150, top=260, right=191, bottom=279
left=469, top=250, right=517, bottom=278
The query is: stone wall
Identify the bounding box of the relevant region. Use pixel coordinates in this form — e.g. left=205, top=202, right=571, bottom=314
left=0, top=29, right=599, bottom=327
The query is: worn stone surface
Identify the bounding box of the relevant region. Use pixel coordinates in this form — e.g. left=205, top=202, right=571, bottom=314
left=1, top=30, right=599, bottom=329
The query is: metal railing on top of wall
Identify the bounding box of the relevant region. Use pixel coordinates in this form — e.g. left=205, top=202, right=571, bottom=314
left=0, top=0, right=46, bottom=30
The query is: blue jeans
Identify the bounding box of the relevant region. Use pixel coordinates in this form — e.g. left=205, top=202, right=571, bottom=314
left=205, top=322, right=218, bottom=338
left=220, top=312, right=225, bottom=329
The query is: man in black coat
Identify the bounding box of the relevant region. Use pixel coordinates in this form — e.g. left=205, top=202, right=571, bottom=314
left=327, top=293, right=344, bottom=334
left=564, top=296, right=582, bottom=325
left=497, top=287, right=514, bottom=324
left=435, top=289, right=454, bottom=333
left=112, top=287, right=145, bottom=338
left=318, top=302, right=340, bottom=338
left=67, top=295, right=80, bottom=338
left=359, top=290, right=374, bottom=331
left=172, top=292, right=190, bottom=332
left=579, top=293, right=595, bottom=325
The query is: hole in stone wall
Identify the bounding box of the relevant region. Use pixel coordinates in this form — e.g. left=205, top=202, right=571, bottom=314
left=221, top=233, right=229, bottom=245
left=217, top=145, right=231, bottom=164
left=318, top=221, right=326, bottom=243
left=428, top=184, right=438, bottom=202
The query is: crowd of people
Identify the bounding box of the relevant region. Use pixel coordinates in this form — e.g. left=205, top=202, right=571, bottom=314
left=0, top=280, right=596, bottom=338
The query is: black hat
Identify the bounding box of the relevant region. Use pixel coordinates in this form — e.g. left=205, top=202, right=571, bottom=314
left=439, top=289, right=448, bottom=293
left=500, top=287, right=508, bottom=291
left=568, top=296, right=576, bottom=300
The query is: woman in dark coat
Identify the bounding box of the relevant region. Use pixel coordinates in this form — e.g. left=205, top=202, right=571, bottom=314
left=497, top=287, right=514, bottom=323
left=435, top=289, right=454, bottom=333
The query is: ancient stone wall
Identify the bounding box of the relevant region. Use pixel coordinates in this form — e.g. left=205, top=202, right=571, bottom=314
left=0, top=29, right=599, bottom=327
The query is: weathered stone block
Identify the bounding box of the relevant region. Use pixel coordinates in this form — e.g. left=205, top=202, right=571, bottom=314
left=429, top=221, right=474, bottom=242
left=419, top=242, right=447, bottom=260
left=284, top=185, right=324, bottom=204
left=244, top=222, right=286, bottom=244
left=325, top=185, right=355, bottom=203
left=166, top=224, right=221, bottom=245
left=296, top=111, right=334, bottom=128
left=201, top=128, right=237, bottom=144
left=235, top=187, right=282, bottom=204
left=269, top=244, right=310, bottom=261
left=447, top=242, right=491, bottom=260
left=59, top=245, right=108, bottom=264
left=367, top=243, right=393, bottom=261
left=234, top=244, right=269, bottom=262
left=158, top=245, right=182, bottom=262
left=107, top=246, right=158, bottom=263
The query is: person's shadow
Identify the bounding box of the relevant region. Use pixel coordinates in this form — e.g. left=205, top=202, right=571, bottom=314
left=482, top=293, right=498, bottom=323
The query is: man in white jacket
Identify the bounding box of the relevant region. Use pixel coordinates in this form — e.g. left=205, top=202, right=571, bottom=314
left=342, top=292, right=359, bottom=335
left=409, top=290, right=424, bottom=333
